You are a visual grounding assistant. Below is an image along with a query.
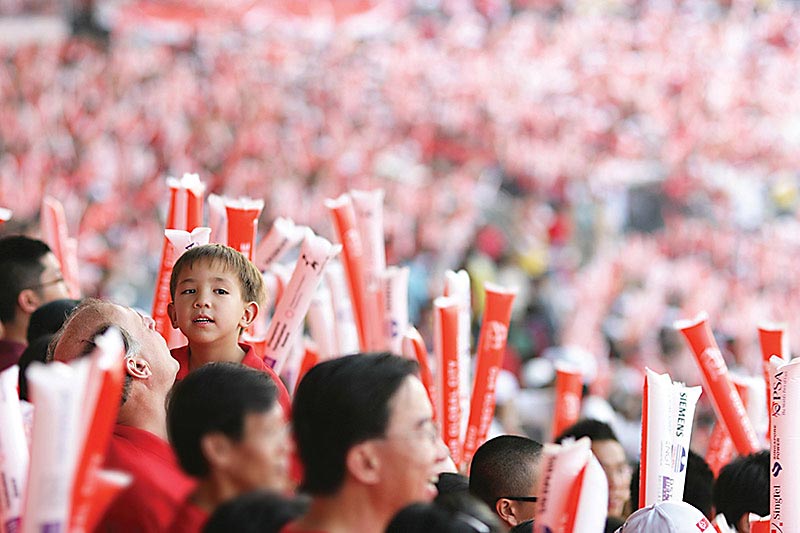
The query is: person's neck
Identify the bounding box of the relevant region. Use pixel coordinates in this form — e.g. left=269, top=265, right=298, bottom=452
left=117, top=392, right=170, bottom=441
left=292, top=484, right=395, bottom=533
left=187, top=338, right=245, bottom=371
left=1, top=318, right=28, bottom=345
left=190, top=477, right=235, bottom=514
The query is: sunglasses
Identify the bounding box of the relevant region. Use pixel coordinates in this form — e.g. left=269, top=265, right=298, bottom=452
left=496, top=496, right=538, bottom=503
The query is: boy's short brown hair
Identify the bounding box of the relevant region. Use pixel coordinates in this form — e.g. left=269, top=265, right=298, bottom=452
left=169, top=244, right=266, bottom=306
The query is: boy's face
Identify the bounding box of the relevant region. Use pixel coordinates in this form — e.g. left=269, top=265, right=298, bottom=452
left=168, top=259, right=258, bottom=347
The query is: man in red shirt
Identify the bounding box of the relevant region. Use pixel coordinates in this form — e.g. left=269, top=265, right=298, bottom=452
left=285, top=353, right=449, bottom=533
left=166, top=362, right=292, bottom=533
left=52, top=298, right=194, bottom=532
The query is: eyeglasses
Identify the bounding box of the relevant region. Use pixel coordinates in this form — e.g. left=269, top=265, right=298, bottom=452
left=495, top=496, right=538, bottom=503
left=27, top=276, right=66, bottom=291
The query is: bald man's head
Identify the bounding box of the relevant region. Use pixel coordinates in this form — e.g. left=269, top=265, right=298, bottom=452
left=52, top=299, right=178, bottom=400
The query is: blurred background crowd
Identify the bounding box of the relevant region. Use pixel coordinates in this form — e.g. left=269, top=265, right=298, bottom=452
left=3, top=0, right=800, bottom=457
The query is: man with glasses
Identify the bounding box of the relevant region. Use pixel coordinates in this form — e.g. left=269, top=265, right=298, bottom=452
left=284, top=353, right=449, bottom=533
left=0, top=235, right=70, bottom=371
left=469, top=435, right=543, bottom=530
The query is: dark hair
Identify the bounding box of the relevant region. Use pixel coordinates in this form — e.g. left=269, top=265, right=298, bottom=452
left=17, top=335, right=54, bottom=401
left=388, top=493, right=502, bottom=533
left=0, top=236, right=52, bottom=323
left=713, top=450, right=769, bottom=527
left=167, top=362, right=279, bottom=478
left=203, top=491, right=307, bottom=533
left=169, top=244, right=266, bottom=305
left=437, top=472, right=470, bottom=497
left=604, top=516, right=625, bottom=532
left=683, top=450, right=714, bottom=519
left=509, top=519, right=533, bottom=533
left=27, top=298, right=81, bottom=343
left=292, top=353, right=418, bottom=495
left=555, top=419, right=619, bottom=443
left=469, top=435, right=543, bottom=508
left=629, top=450, right=713, bottom=519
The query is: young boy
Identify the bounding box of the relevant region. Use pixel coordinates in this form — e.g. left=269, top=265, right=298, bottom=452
left=168, top=243, right=290, bottom=413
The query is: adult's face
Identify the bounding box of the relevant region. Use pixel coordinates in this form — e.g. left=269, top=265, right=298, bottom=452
left=223, top=402, right=291, bottom=494
left=54, top=302, right=178, bottom=391
left=32, top=252, right=70, bottom=304
left=372, top=376, right=449, bottom=512
left=591, top=439, right=631, bottom=517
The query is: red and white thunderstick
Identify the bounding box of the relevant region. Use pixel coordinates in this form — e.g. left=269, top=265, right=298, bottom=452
left=325, top=260, right=360, bottom=356
left=151, top=174, right=206, bottom=343
left=225, top=197, right=264, bottom=262
left=444, top=269, right=471, bottom=442
left=0, top=207, right=10, bottom=223
left=69, top=328, right=131, bottom=533
left=533, top=437, right=608, bottom=533
left=675, top=312, right=760, bottom=456
left=758, top=323, right=787, bottom=442
left=639, top=368, right=701, bottom=507
left=434, top=296, right=462, bottom=468
left=381, top=266, right=409, bottom=356
left=41, top=196, right=80, bottom=299
left=402, top=326, right=437, bottom=420
left=325, top=194, right=369, bottom=350
left=551, top=363, right=583, bottom=442
left=769, top=356, right=800, bottom=533
left=0, top=366, right=27, bottom=533
left=461, top=283, right=516, bottom=467
left=255, top=217, right=307, bottom=272
left=265, top=231, right=341, bottom=374
left=351, top=189, right=387, bottom=351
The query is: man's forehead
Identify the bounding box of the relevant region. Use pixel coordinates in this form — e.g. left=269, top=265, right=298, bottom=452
left=54, top=302, right=128, bottom=361
left=387, top=375, right=432, bottom=423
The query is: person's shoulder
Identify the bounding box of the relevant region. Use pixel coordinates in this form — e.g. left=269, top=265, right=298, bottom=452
left=166, top=496, right=209, bottom=533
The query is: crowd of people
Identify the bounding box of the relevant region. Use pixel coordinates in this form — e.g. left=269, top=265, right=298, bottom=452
left=0, top=234, right=771, bottom=532
left=2, top=0, right=798, bottom=530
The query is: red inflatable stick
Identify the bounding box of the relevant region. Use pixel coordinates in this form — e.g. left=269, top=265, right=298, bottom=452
left=551, top=364, right=583, bottom=442
left=434, top=296, right=462, bottom=468
left=151, top=175, right=206, bottom=342
left=675, top=313, right=760, bottom=456
left=69, top=329, right=127, bottom=533
left=225, top=197, right=263, bottom=262
left=296, top=341, right=320, bottom=394
left=461, top=283, right=516, bottom=467
left=402, top=327, right=437, bottom=420
left=41, top=196, right=80, bottom=298
left=325, top=194, right=368, bottom=350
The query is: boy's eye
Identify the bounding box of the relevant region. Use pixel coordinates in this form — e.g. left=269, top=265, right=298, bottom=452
left=181, top=288, right=196, bottom=295
left=214, top=288, right=229, bottom=295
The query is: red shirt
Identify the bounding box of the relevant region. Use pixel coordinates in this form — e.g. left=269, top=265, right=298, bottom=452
left=171, top=343, right=291, bottom=415
left=0, top=339, right=25, bottom=372
left=167, top=496, right=209, bottom=533
left=97, top=425, right=195, bottom=532
left=279, top=524, right=328, bottom=533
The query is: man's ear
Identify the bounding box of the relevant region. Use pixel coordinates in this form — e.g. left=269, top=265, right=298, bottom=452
left=167, top=302, right=179, bottom=329
left=125, top=355, right=153, bottom=380
left=345, top=441, right=381, bottom=486
left=17, top=288, right=41, bottom=315
left=201, top=433, right=234, bottom=471
left=239, top=302, right=259, bottom=329
left=495, top=498, right=520, bottom=527
left=736, top=514, right=751, bottom=533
